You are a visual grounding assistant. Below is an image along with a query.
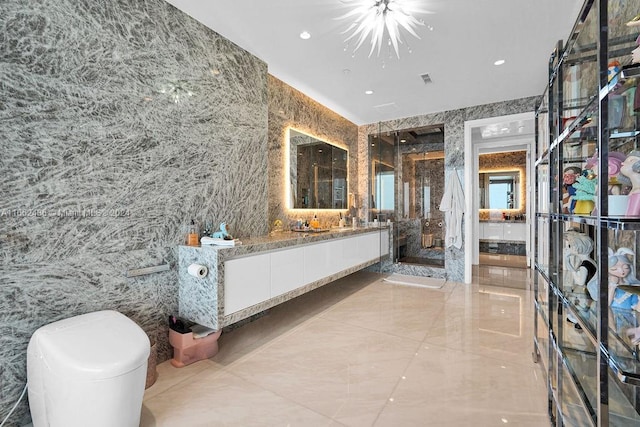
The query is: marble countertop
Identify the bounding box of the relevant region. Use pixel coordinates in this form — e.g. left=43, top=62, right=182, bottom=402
left=184, top=225, right=390, bottom=260
left=479, top=238, right=526, bottom=243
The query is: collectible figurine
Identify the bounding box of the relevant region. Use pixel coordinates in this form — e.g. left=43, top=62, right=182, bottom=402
left=607, top=248, right=640, bottom=309
left=603, top=247, right=640, bottom=346
left=565, top=231, right=598, bottom=295
left=608, top=60, right=621, bottom=85
left=562, top=166, right=582, bottom=214
left=618, top=150, right=640, bottom=216
left=572, top=170, right=597, bottom=215
left=211, top=222, right=232, bottom=240
left=564, top=231, right=598, bottom=328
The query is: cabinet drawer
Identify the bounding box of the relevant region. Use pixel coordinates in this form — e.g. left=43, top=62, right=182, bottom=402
left=503, top=223, right=526, bottom=241
left=270, top=247, right=305, bottom=297
left=224, top=253, right=271, bottom=315
left=484, top=223, right=503, bottom=240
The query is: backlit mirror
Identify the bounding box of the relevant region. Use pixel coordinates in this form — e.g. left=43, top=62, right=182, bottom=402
left=288, top=128, right=348, bottom=209
left=479, top=170, right=520, bottom=209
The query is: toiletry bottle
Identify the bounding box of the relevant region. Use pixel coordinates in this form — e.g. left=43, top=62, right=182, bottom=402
left=187, top=220, right=199, bottom=246
left=310, top=214, right=319, bottom=230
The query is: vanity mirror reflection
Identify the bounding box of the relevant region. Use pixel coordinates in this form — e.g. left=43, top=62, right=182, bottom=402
left=479, top=170, right=521, bottom=210
left=287, top=128, right=348, bottom=209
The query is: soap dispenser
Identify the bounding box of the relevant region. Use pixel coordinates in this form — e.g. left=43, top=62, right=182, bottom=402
left=187, top=220, right=199, bottom=246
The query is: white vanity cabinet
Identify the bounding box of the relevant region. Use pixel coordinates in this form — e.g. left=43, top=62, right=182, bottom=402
left=479, top=222, right=526, bottom=242
left=222, top=229, right=389, bottom=317
left=480, top=222, right=504, bottom=240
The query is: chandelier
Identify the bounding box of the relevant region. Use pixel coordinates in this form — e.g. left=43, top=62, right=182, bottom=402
left=338, top=0, right=429, bottom=59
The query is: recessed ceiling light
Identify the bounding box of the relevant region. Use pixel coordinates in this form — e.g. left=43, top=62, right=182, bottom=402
left=494, top=59, right=506, bottom=66
left=365, top=90, right=374, bottom=95
left=300, top=31, right=311, bottom=40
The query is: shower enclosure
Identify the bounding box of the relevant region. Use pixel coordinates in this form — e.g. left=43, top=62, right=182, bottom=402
left=369, top=124, right=446, bottom=273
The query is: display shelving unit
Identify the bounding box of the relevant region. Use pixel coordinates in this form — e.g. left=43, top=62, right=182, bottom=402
left=534, top=0, right=640, bottom=425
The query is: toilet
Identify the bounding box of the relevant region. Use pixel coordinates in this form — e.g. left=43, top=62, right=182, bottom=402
left=27, top=310, right=150, bottom=427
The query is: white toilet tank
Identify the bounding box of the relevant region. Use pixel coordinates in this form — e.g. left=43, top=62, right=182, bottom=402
left=27, top=310, right=150, bottom=427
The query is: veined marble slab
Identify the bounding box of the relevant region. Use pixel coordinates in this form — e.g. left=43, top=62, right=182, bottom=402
left=1, top=0, right=267, bottom=422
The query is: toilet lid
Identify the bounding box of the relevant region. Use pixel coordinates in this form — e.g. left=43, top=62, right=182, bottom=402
left=31, top=310, right=150, bottom=380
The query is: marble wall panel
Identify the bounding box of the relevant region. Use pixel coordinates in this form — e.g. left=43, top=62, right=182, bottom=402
left=267, top=76, right=359, bottom=230
left=178, top=246, right=220, bottom=330
left=0, top=0, right=267, bottom=423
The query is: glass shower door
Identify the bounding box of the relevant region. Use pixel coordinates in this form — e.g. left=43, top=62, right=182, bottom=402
left=369, top=124, right=446, bottom=268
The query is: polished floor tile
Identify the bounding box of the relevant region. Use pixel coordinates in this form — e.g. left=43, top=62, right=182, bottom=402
left=479, top=253, right=528, bottom=268
left=476, top=255, right=532, bottom=290
left=142, top=269, right=547, bottom=426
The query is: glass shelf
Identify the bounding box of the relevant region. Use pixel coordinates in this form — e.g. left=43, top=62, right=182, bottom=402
left=555, top=283, right=640, bottom=387
left=536, top=1, right=640, bottom=425
left=564, top=348, right=640, bottom=424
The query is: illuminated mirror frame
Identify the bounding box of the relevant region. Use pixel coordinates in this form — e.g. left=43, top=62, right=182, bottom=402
left=478, top=167, right=525, bottom=214
left=285, top=127, right=349, bottom=211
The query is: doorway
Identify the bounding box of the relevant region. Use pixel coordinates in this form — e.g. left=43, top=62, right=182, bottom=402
left=463, top=112, right=535, bottom=284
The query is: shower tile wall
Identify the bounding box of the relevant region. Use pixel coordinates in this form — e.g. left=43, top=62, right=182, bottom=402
left=408, top=157, right=445, bottom=255
left=1, top=0, right=268, bottom=422
left=358, top=96, right=539, bottom=282
left=397, top=148, right=445, bottom=260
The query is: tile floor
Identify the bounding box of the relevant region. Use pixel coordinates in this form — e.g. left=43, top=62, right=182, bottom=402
left=141, top=268, right=548, bottom=426
left=479, top=253, right=528, bottom=269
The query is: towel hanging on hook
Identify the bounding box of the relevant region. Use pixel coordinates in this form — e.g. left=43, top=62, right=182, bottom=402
left=439, top=170, right=465, bottom=249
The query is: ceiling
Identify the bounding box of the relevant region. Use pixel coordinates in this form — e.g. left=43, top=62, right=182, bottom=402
left=165, top=0, right=582, bottom=126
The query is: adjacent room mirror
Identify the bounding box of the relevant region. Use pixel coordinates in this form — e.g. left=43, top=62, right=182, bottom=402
left=479, top=170, right=520, bottom=210
left=288, top=128, right=348, bottom=209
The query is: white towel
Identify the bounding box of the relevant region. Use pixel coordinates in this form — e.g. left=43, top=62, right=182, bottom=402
left=200, top=237, right=238, bottom=246
left=439, top=170, right=465, bottom=249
